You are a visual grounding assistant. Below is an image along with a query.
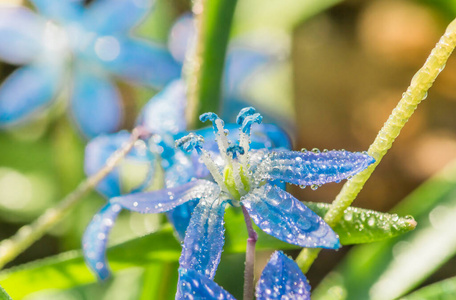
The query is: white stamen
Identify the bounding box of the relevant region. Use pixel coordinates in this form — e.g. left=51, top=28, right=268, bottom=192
left=231, top=160, right=247, bottom=196
left=214, top=119, right=231, bottom=163
left=199, top=149, right=229, bottom=193
left=239, top=131, right=251, bottom=167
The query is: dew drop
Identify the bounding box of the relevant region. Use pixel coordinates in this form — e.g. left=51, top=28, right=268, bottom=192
left=368, top=217, right=376, bottom=227
left=312, top=148, right=320, bottom=153
left=310, top=184, right=318, bottom=190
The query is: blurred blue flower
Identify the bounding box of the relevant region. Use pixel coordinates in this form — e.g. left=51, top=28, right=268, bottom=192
left=177, top=251, right=311, bottom=300
left=0, top=0, right=180, bottom=137
left=174, top=108, right=375, bottom=279
left=83, top=87, right=290, bottom=279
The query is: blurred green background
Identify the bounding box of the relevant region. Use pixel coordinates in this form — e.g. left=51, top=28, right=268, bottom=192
left=1, top=0, right=456, bottom=299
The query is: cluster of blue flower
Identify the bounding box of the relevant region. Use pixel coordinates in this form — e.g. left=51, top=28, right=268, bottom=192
left=0, top=1, right=375, bottom=298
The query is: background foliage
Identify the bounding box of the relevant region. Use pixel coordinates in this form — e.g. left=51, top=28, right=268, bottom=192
left=1, top=0, right=456, bottom=299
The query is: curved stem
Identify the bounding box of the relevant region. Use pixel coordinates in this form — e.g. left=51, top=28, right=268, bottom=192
left=297, top=18, right=456, bottom=272
left=0, top=127, right=148, bottom=269
left=242, top=206, right=257, bottom=300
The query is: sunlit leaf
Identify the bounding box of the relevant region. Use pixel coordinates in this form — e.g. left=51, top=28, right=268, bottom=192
left=0, top=285, right=12, bottom=300
left=0, top=210, right=299, bottom=299
left=401, top=276, right=456, bottom=300
left=313, top=161, right=456, bottom=300
left=0, top=227, right=181, bottom=299
left=304, top=202, right=416, bottom=245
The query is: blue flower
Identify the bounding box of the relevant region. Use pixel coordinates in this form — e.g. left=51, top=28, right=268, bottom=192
left=173, top=108, right=375, bottom=279
left=82, top=93, right=290, bottom=279
left=0, top=0, right=180, bottom=137
left=177, top=251, right=311, bottom=300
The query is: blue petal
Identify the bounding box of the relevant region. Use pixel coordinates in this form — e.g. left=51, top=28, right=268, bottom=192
left=0, top=64, right=61, bottom=126
left=241, top=184, right=340, bottom=249
left=176, top=268, right=236, bottom=300
left=166, top=200, right=199, bottom=241
left=256, top=251, right=311, bottom=300
left=253, top=150, right=375, bottom=187
left=111, top=179, right=219, bottom=214
left=162, top=150, right=200, bottom=240
left=82, top=202, right=122, bottom=280
left=0, top=7, right=45, bottom=64
left=84, top=131, right=155, bottom=198
left=70, top=68, right=123, bottom=138
left=179, top=195, right=227, bottom=279
left=90, top=37, right=180, bottom=89
left=167, top=13, right=195, bottom=63
left=83, top=0, right=153, bottom=35
left=30, top=0, right=83, bottom=22
left=137, top=80, right=187, bottom=135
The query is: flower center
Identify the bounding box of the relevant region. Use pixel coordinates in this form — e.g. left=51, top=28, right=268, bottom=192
left=176, top=107, right=263, bottom=202
left=223, top=164, right=251, bottom=200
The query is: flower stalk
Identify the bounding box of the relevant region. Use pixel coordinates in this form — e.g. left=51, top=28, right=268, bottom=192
left=0, top=127, right=148, bottom=269
left=186, top=0, right=239, bottom=128
left=297, top=18, right=456, bottom=272
left=242, top=205, right=258, bottom=300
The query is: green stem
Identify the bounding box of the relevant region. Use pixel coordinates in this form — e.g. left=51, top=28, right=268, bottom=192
left=0, top=127, right=146, bottom=269
left=297, top=18, right=456, bottom=272
left=186, top=0, right=239, bottom=128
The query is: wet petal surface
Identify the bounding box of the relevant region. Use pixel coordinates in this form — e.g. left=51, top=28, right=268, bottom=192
left=256, top=251, right=311, bottom=300
left=176, top=268, right=236, bottom=300
left=179, top=195, right=227, bottom=279
left=111, top=179, right=218, bottom=214
left=82, top=202, right=122, bottom=280
left=0, top=64, right=61, bottom=126
left=253, top=150, right=375, bottom=187
left=241, top=184, right=340, bottom=249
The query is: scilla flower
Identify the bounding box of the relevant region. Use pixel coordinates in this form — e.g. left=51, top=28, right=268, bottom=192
left=82, top=98, right=290, bottom=279
left=178, top=251, right=311, bottom=300
left=175, top=107, right=375, bottom=279
left=0, top=0, right=180, bottom=137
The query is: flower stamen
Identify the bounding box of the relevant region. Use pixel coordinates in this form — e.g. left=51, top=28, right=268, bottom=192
left=236, top=108, right=263, bottom=167
left=176, top=133, right=229, bottom=193
left=200, top=112, right=231, bottom=163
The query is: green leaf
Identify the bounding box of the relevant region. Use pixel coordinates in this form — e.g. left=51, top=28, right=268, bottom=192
left=0, top=207, right=300, bottom=299
left=402, top=276, right=456, bottom=300
left=304, top=202, right=417, bottom=245
left=313, top=161, right=456, bottom=300
left=0, top=226, right=181, bottom=299
left=0, top=285, right=12, bottom=300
